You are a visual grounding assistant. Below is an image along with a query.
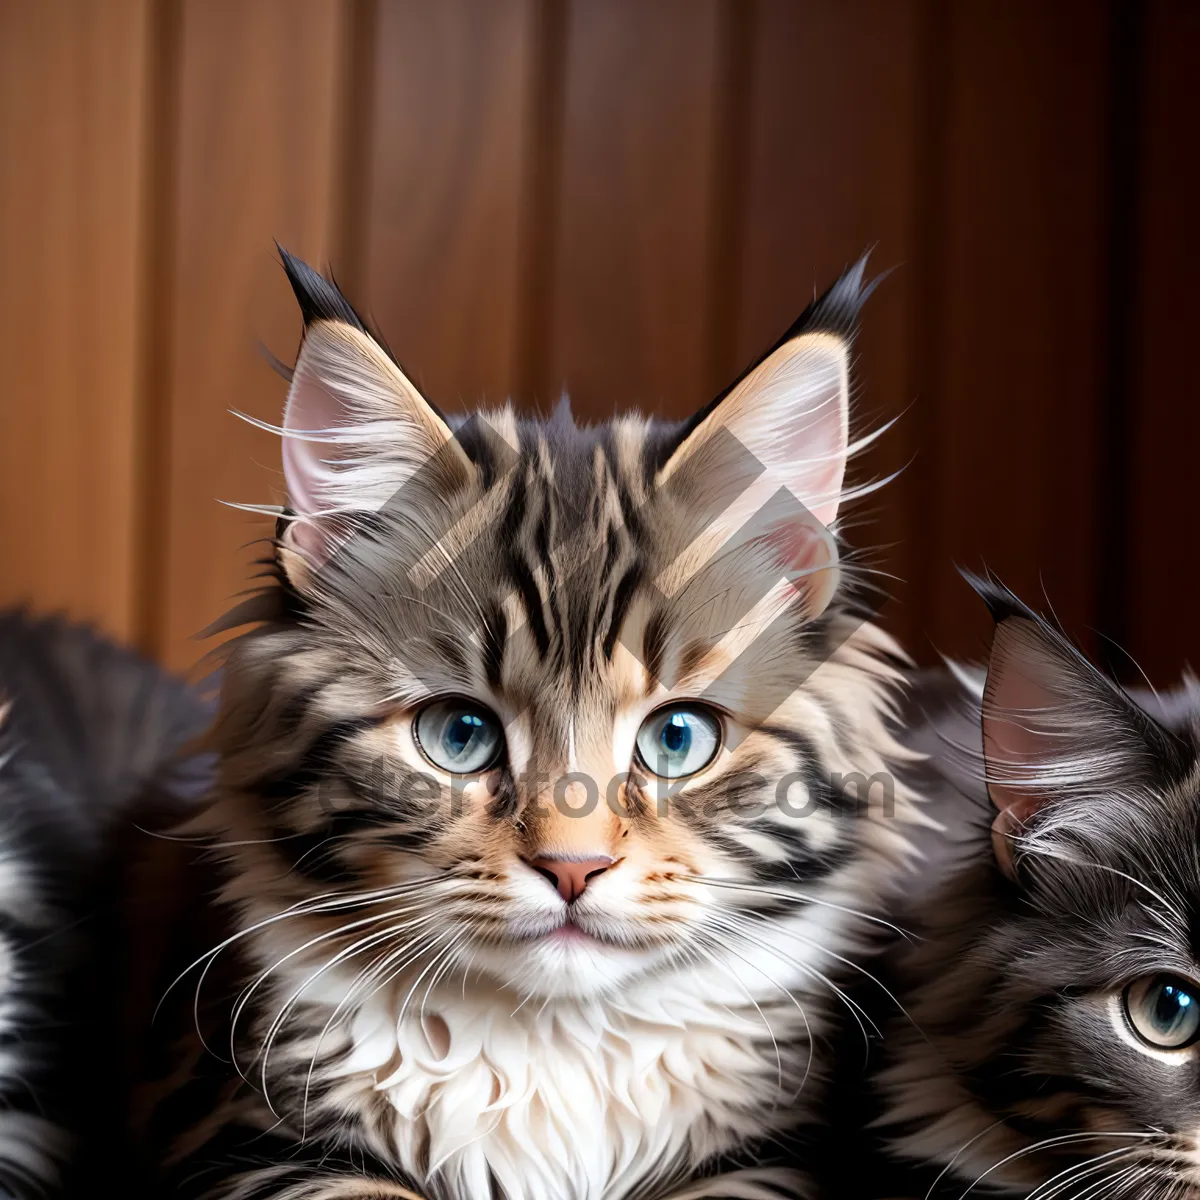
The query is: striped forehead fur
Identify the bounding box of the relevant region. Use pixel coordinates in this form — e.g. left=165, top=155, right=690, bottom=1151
left=176, top=252, right=932, bottom=1200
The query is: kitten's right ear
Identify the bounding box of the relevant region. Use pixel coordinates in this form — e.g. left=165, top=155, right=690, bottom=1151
left=654, top=257, right=874, bottom=621
left=275, top=250, right=473, bottom=590
left=968, top=573, right=1177, bottom=880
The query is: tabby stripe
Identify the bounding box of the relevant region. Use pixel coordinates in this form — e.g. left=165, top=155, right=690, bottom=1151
left=603, top=562, right=645, bottom=660
left=756, top=842, right=853, bottom=886
left=755, top=727, right=859, bottom=816
left=508, top=551, right=551, bottom=659
left=480, top=601, right=507, bottom=688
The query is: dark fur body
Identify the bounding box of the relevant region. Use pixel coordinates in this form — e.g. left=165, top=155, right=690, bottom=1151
left=0, top=610, right=209, bottom=1195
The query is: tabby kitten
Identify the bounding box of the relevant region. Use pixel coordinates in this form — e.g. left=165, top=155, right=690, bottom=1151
left=0, top=610, right=207, bottom=1196
left=876, top=577, right=1200, bottom=1198
left=148, top=251, right=928, bottom=1200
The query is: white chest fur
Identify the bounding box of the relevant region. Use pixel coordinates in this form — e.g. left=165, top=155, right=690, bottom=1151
left=311, top=952, right=826, bottom=1200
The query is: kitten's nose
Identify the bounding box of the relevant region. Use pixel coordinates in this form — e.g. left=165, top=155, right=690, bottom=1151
left=528, top=856, right=615, bottom=904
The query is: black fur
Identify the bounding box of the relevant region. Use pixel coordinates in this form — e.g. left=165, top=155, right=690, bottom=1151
left=665, top=251, right=878, bottom=461
left=0, top=610, right=211, bottom=1196
left=277, top=246, right=368, bottom=333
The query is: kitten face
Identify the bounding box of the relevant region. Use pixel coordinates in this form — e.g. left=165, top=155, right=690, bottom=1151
left=959, top=784, right=1200, bottom=1182
left=205, top=253, right=912, bottom=1010
left=222, top=458, right=860, bottom=1003
left=881, top=579, right=1200, bottom=1196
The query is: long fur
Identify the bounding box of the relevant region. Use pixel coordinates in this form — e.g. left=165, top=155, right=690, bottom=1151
left=0, top=610, right=210, bottom=1196
left=873, top=586, right=1200, bottom=1198
left=138, top=253, right=934, bottom=1200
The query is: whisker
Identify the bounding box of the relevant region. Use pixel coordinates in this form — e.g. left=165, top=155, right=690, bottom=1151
left=703, top=909, right=879, bottom=1043
left=182, top=880, right=448, bottom=1058
left=255, top=927, right=415, bottom=1112
left=681, top=875, right=914, bottom=940
left=228, top=901, right=438, bottom=1073
left=298, top=927, right=457, bottom=1133
left=692, top=919, right=824, bottom=1094
left=1071, top=1161, right=1149, bottom=1200
left=420, top=931, right=466, bottom=1026
left=1016, top=844, right=1188, bottom=931
left=956, top=1132, right=1163, bottom=1200
left=714, top=900, right=919, bottom=1028
left=157, top=875, right=447, bottom=1024
left=691, top=927, right=789, bottom=1090
left=1030, top=1146, right=1150, bottom=1200
left=392, top=930, right=467, bottom=1035
left=257, top=915, right=445, bottom=1108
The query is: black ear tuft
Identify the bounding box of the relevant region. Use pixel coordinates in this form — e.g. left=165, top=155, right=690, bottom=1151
left=962, top=567, right=1186, bottom=767
left=958, top=567, right=1044, bottom=627
left=782, top=250, right=879, bottom=343
left=275, top=243, right=456, bottom=432
left=277, top=245, right=367, bottom=332
left=959, top=568, right=1096, bottom=689
left=664, top=251, right=882, bottom=458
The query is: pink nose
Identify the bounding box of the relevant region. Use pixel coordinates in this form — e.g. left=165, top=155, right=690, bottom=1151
left=528, top=856, right=615, bottom=904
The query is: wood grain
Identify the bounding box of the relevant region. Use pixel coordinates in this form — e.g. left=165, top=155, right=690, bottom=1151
left=360, top=0, right=538, bottom=413
left=0, top=0, right=150, bottom=640
left=914, top=0, right=1114, bottom=661
left=153, top=0, right=347, bottom=670
left=1126, top=0, right=1200, bottom=683
left=733, top=0, right=924, bottom=649
left=538, top=0, right=724, bottom=420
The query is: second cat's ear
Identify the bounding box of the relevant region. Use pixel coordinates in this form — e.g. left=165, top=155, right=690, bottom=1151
left=275, top=251, right=474, bottom=589
left=656, top=258, right=872, bottom=620
left=969, top=573, right=1176, bottom=880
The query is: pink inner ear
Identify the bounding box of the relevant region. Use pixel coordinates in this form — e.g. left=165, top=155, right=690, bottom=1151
left=282, top=362, right=346, bottom=518
left=287, top=518, right=328, bottom=561
left=982, top=619, right=1062, bottom=815
left=779, top=412, right=846, bottom=531
left=761, top=515, right=835, bottom=596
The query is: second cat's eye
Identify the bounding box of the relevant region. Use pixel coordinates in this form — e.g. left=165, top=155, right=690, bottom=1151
left=413, top=698, right=504, bottom=775
left=1123, top=974, right=1200, bottom=1049
left=635, top=704, right=722, bottom=779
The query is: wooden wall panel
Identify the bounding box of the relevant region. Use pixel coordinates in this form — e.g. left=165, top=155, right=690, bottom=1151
left=360, top=0, right=538, bottom=413
left=1127, top=0, right=1200, bottom=684
left=153, top=0, right=348, bottom=670
left=915, top=0, right=1114, bottom=661
left=3, top=4, right=1196, bottom=681
left=0, top=0, right=149, bottom=640
left=539, top=0, right=724, bottom=419
left=734, top=0, right=924, bottom=648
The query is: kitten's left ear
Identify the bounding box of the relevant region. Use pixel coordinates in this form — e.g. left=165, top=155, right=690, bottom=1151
left=274, top=249, right=474, bottom=590
left=968, top=573, right=1179, bottom=879
left=658, top=257, right=873, bottom=619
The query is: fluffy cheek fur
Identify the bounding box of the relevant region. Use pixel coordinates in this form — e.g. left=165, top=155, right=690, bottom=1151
left=337, top=723, right=804, bottom=1003
left=222, top=677, right=855, bottom=1009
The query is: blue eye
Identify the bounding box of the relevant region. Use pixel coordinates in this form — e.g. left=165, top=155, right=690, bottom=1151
left=635, top=705, right=721, bottom=779
left=414, top=699, right=503, bottom=774
left=1124, top=974, right=1200, bottom=1049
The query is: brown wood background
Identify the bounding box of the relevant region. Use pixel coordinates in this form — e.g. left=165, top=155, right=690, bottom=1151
left=1, top=0, right=1196, bottom=683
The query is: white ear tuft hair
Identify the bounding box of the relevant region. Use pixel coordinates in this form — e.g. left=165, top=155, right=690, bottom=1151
left=277, top=319, right=473, bottom=584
